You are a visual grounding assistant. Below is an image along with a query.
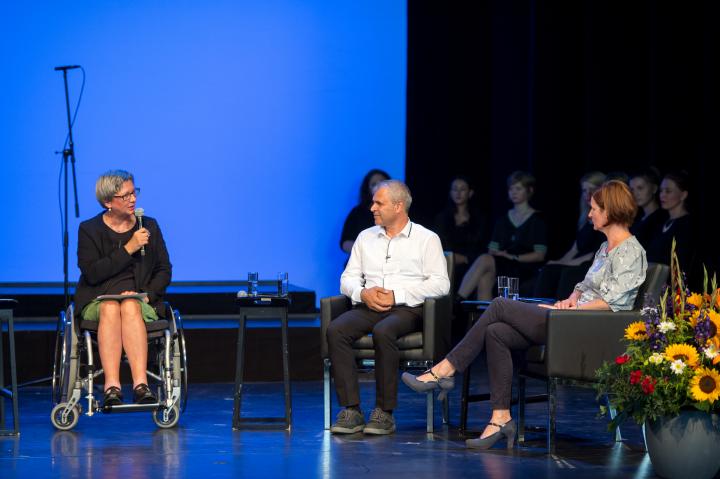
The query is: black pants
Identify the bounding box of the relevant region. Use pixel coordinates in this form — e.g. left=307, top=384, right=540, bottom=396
left=326, top=305, right=423, bottom=411
left=446, top=297, right=547, bottom=410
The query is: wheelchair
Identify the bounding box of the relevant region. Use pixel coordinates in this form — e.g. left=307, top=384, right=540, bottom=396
left=50, top=302, right=187, bottom=431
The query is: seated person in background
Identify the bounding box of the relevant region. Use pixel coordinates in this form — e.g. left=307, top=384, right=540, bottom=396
left=340, top=169, right=390, bottom=254
left=433, top=176, right=488, bottom=292
left=534, top=171, right=606, bottom=299
left=327, top=180, right=450, bottom=436
left=646, top=170, right=695, bottom=271
left=457, top=171, right=547, bottom=300
left=629, top=167, right=667, bottom=250
left=403, top=180, right=646, bottom=449
left=74, top=170, right=172, bottom=407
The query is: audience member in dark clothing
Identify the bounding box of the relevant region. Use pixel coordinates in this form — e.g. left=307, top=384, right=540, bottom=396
left=434, top=176, right=488, bottom=292
left=534, top=172, right=606, bottom=299
left=629, top=168, right=667, bottom=250
left=340, top=169, right=390, bottom=254
left=646, top=171, right=695, bottom=271
left=457, top=171, right=547, bottom=300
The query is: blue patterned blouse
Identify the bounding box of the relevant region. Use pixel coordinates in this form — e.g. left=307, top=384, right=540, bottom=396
left=575, top=236, right=647, bottom=312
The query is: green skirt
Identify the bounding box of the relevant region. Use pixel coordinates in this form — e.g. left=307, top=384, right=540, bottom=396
left=81, top=298, right=158, bottom=323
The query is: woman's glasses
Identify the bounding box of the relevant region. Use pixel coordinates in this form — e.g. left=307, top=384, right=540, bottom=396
left=113, top=188, right=140, bottom=202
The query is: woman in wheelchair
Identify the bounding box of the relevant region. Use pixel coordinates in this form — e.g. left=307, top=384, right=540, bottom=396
left=74, top=169, right=172, bottom=408
left=402, top=180, right=647, bottom=449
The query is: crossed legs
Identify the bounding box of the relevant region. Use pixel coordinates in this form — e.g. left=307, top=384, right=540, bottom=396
left=97, top=299, right=149, bottom=391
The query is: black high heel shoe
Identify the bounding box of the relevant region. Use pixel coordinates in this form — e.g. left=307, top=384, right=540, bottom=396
left=465, top=419, right=516, bottom=450
left=401, top=370, right=455, bottom=400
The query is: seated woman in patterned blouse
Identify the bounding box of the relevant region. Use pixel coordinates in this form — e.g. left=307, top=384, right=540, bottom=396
left=402, top=180, right=647, bottom=450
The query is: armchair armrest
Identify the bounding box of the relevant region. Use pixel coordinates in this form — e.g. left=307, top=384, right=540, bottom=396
left=320, top=295, right=352, bottom=358
left=544, top=309, right=640, bottom=381
left=422, top=295, right=452, bottom=362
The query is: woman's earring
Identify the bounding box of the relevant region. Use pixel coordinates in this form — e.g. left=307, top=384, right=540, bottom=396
left=108, top=207, right=112, bottom=212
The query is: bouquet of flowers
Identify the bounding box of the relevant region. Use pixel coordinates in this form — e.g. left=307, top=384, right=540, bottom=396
left=596, top=242, right=720, bottom=428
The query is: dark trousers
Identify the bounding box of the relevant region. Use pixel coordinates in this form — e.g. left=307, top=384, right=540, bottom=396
left=446, top=297, right=547, bottom=409
left=326, top=305, right=423, bottom=411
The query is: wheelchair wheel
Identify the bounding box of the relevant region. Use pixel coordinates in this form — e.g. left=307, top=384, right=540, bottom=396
left=52, top=310, right=73, bottom=405
left=51, top=402, right=80, bottom=431
left=152, top=404, right=180, bottom=429
left=178, top=327, right=188, bottom=413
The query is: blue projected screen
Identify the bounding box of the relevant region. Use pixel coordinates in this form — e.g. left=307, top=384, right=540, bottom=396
left=1, top=1, right=407, bottom=302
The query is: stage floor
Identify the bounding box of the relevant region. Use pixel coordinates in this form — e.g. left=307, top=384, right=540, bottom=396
left=1, top=375, right=656, bottom=478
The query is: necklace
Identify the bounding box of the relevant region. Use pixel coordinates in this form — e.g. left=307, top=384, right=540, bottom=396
left=662, top=219, right=675, bottom=234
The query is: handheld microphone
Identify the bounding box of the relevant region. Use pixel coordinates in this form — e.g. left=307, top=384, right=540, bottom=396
left=135, top=208, right=146, bottom=256
left=54, top=65, right=81, bottom=71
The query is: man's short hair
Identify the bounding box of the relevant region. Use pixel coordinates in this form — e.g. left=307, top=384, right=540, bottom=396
left=377, top=180, right=412, bottom=213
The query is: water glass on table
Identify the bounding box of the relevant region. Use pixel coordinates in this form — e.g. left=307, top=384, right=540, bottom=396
left=277, top=272, right=288, bottom=297
left=497, top=276, right=509, bottom=298
left=247, top=272, right=259, bottom=296
left=508, top=277, right=519, bottom=300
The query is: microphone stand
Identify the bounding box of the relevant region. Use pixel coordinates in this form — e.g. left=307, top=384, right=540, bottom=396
left=59, top=68, right=80, bottom=311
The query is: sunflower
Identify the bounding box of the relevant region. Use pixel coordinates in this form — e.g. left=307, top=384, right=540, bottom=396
left=687, top=293, right=703, bottom=310
left=664, top=343, right=700, bottom=367
left=690, top=367, right=720, bottom=402
left=624, top=321, right=647, bottom=341
left=706, top=310, right=720, bottom=343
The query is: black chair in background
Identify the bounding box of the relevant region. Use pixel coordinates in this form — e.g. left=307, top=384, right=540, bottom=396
left=321, top=252, right=454, bottom=433
left=1, top=299, right=19, bottom=436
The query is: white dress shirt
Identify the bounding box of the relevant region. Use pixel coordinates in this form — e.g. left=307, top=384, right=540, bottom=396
left=340, top=220, right=450, bottom=307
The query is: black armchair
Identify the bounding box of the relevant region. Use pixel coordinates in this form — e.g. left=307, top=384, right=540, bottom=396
left=321, top=252, right=454, bottom=432
left=517, top=262, right=670, bottom=451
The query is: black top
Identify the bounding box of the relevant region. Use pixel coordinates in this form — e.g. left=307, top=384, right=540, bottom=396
left=645, top=214, right=695, bottom=269
left=489, top=211, right=548, bottom=256
left=575, top=221, right=605, bottom=258
left=74, top=212, right=172, bottom=318
left=631, top=208, right=668, bottom=251
left=433, top=208, right=488, bottom=261
left=340, top=204, right=374, bottom=249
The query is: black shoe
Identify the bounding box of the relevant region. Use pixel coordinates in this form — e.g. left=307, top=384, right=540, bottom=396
left=103, top=386, right=123, bottom=408
left=133, top=383, right=157, bottom=404
left=466, top=419, right=517, bottom=450
left=363, top=408, right=395, bottom=435
left=330, top=408, right=365, bottom=434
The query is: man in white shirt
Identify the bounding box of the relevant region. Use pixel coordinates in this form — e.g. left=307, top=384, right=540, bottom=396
left=328, top=180, right=450, bottom=435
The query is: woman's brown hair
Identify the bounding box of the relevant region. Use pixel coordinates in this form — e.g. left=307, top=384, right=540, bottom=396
left=591, top=180, right=637, bottom=227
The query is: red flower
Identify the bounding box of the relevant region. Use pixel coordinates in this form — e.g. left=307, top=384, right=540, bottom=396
left=615, top=354, right=630, bottom=365
left=641, top=376, right=657, bottom=395
left=630, top=370, right=643, bottom=385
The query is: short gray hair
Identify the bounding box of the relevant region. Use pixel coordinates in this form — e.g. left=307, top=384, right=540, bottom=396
left=377, top=179, right=412, bottom=213
left=96, top=169, right=134, bottom=208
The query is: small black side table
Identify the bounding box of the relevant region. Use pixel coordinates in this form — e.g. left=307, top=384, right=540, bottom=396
left=1, top=299, right=19, bottom=436
left=233, top=295, right=292, bottom=430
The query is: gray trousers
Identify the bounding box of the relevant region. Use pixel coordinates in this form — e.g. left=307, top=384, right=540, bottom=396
left=446, top=297, right=547, bottom=409
left=326, top=305, right=423, bottom=411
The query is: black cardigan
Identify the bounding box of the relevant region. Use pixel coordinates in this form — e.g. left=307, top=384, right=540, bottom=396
left=74, top=212, right=172, bottom=318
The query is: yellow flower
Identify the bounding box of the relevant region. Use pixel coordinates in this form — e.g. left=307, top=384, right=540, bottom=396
left=706, top=310, right=720, bottom=343
left=690, top=367, right=720, bottom=402
left=624, top=321, right=647, bottom=341
left=664, top=343, right=700, bottom=367
left=687, top=293, right=703, bottom=309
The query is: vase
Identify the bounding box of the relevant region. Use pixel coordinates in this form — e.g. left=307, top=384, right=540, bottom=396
left=644, top=411, right=720, bottom=479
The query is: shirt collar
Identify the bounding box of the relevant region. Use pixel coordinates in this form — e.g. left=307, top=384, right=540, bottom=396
left=377, top=219, right=412, bottom=239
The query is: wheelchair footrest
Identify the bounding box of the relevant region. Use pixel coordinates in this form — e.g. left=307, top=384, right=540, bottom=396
left=103, top=403, right=162, bottom=413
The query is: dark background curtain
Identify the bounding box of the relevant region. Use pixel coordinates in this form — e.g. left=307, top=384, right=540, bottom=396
left=406, top=1, right=719, bottom=279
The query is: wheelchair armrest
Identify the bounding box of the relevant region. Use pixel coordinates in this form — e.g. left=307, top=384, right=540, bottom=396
left=320, top=295, right=352, bottom=359
left=545, top=309, right=640, bottom=381
left=164, top=302, right=178, bottom=336
left=422, top=294, right=452, bottom=362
